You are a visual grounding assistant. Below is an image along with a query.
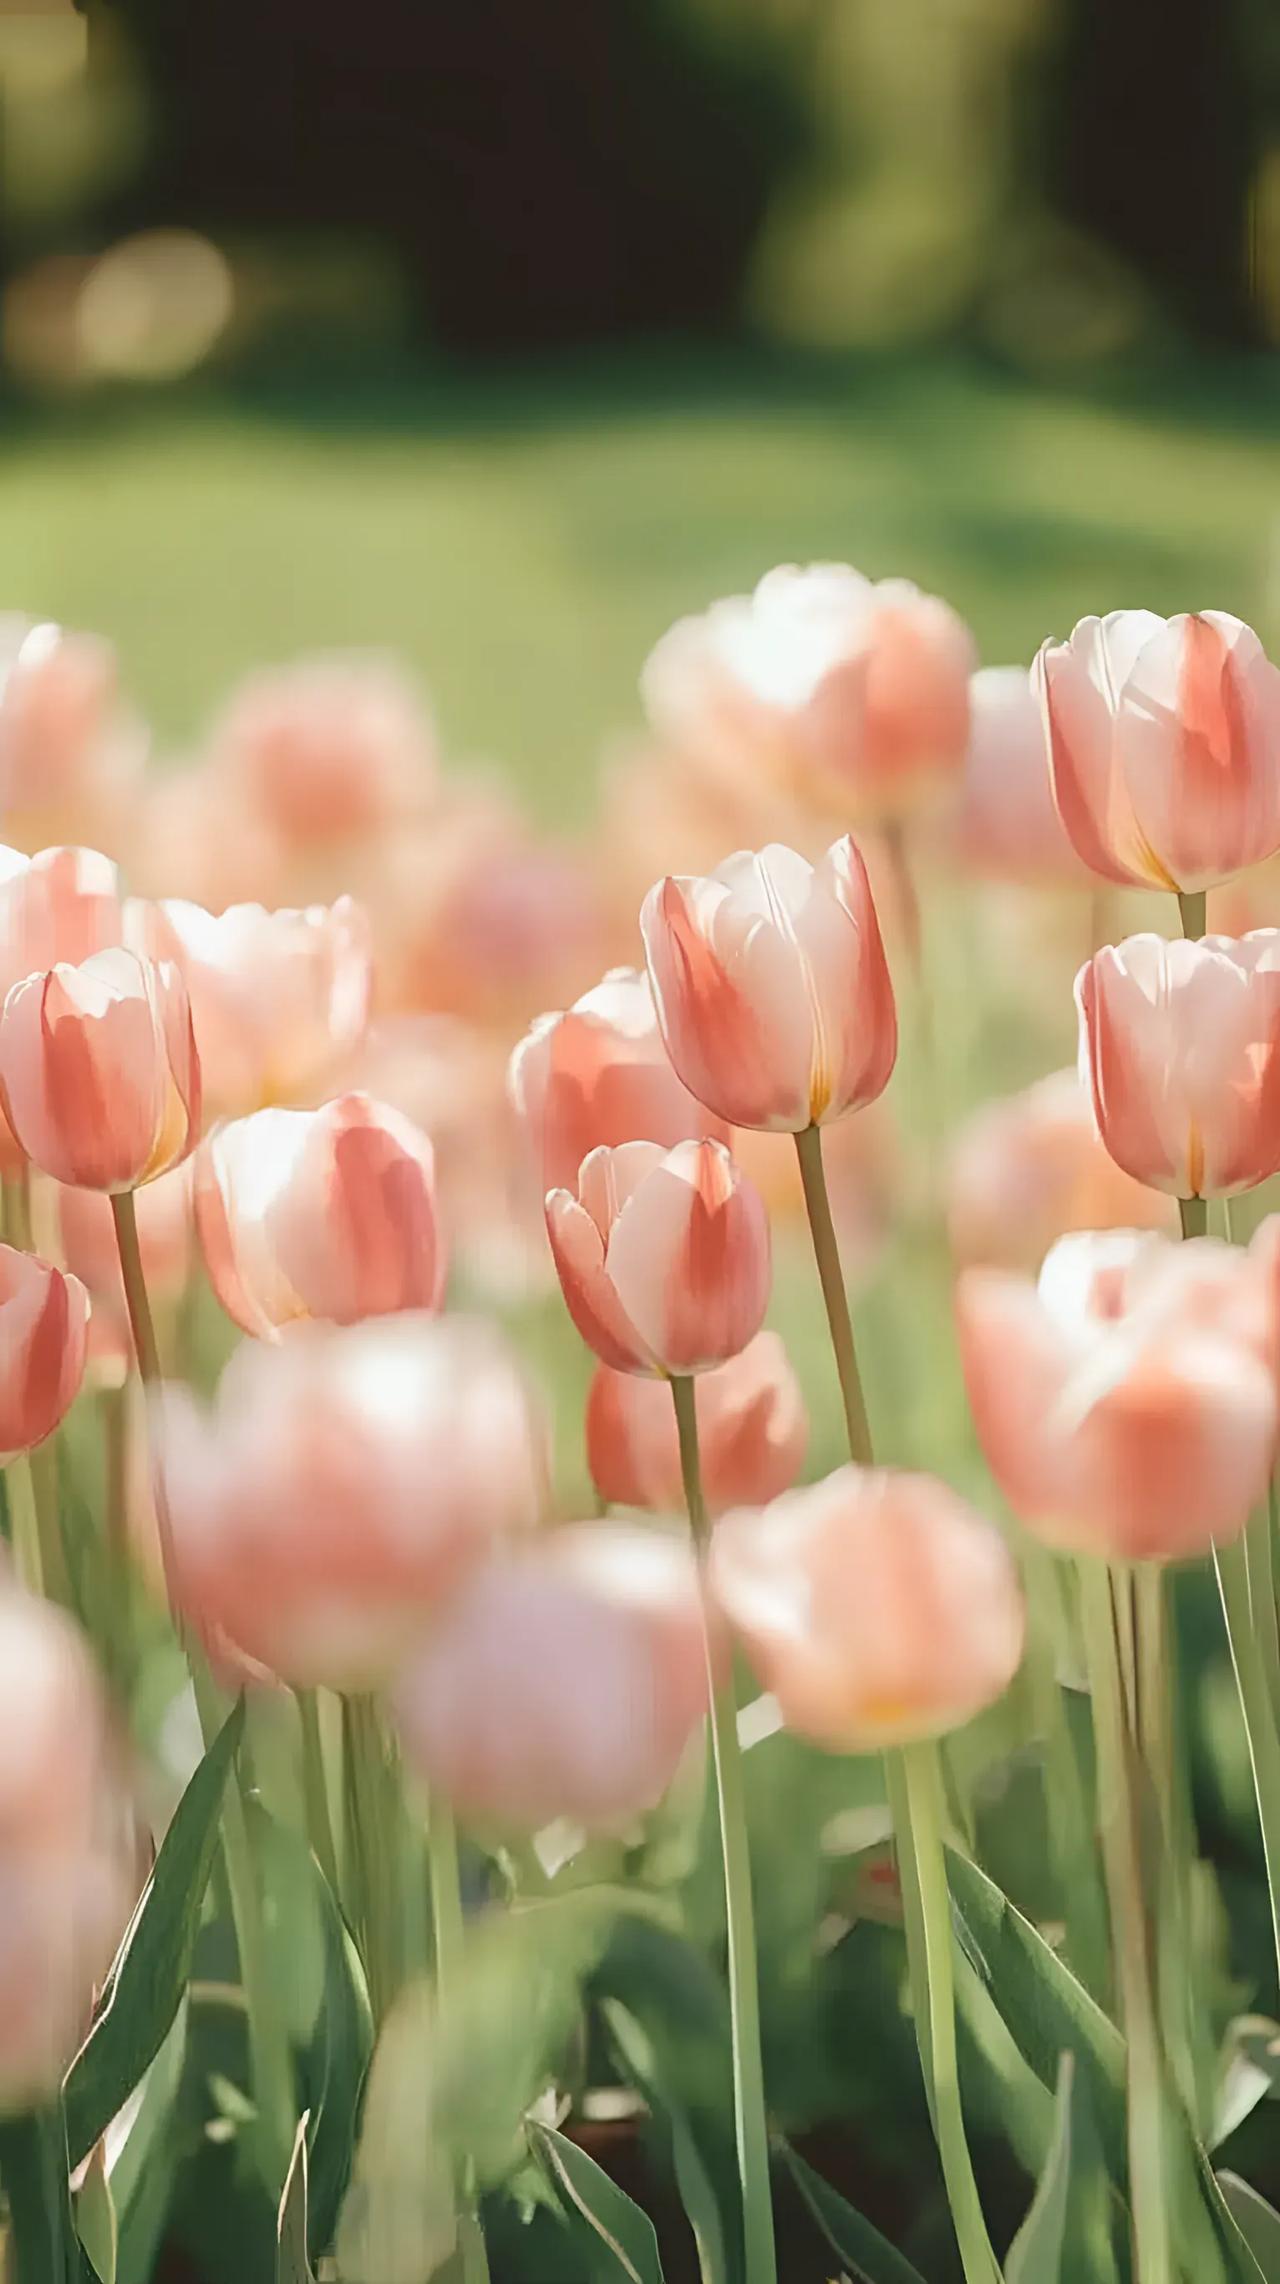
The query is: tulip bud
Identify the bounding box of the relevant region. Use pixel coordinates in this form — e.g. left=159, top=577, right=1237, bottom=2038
left=947, top=1067, right=1174, bottom=1275
left=710, top=1465, right=1024, bottom=1749
left=392, top=1527, right=713, bottom=1830
left=546, top=1138, right=770, bottom=1377
left=0, top=949, right=200, bottom=1191
left=1076, top=932, right=1280, bottom=1197
left=641, top=838, right=897, bottom=1132
left=1036, top=610, right=1280, bottom=893
left=957, top=1229, right=1278, bottom=1562
left=587, top=1332, right=806, bottom=1516
left=195, top=1093, right=446, bottom=1339
left=951, top=667, right=1090, bottom=885
left=0, top=1243, right=89, bottom=1455
left=156, top=1314, right=548, bottom=1690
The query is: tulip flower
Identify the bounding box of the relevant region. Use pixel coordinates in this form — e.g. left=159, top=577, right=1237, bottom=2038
left=155, top=1314, right=547, bottom=1689
left=710, top=1465, right=1024, bottom=1749
left=195, top=1093, right=445, bottom=1339
left=207, top=654, right=438, bottom=851
left=947, top=1067, right=1174, bottom=1274
left=951, top=666, right=1090, bottom=884
left=546, top=1138, right=770, bottom=1376
left=587, top=1332, right=807, bottom=1517
left=640, top=838, right=897, bottom=1132
left=1035, top=610, right=1280, bottom=893
left=641, top=564, right=974, bottom=817
left=0, top=619, right=144, bottom=859
left=0, top=845, right=127, bottom=1174
left=393, top=1526, right=713, bottom=1829
left=957, top=1229, right=1278, bottom=1561
left=0, top=949, right=201, bottom=1191
left=0, top=1243, right=89, bottom=1455
left=509, top=966, right=723, bottom=1195
left=133, top=894, right=371, bottom=1121
left=57, top=1166, right=193, bottom=1382
left=1076, top=931, right=1280, bottom=1197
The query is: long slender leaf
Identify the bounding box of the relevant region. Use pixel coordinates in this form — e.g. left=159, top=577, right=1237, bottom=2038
left=64, top=1699, right=245, bottom=2168
left=76, top=2146, right=117, bottom=2284
left=0, top=2109, right=101, bottom=2283
left=773, top=2140, right=927, bottom=2284
left=1004, top=2054, right=1074, bottom=2284
left=603, top=1998, right=728, bottom=2284
left=527, top=2118, right=666, bottom=2284
left=1219, top=2176, right=1280, bottom=2282
left=113, top=2000, right=190, bottom=2284
left=278, top=2114, right=317, bottom=2283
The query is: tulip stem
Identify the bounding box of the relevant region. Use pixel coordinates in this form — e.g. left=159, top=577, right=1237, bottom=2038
left=1177, top=889, right=1207, bottom=942
left=1177, top=1195, right=1207, bottom=1241
left=1213, top=1533, right=1280, bottom=1991
left=671, top=1375, right=777, bottom=2284
left=296, top=1690, right=340, bottom=1896
left=342, top=1693, right=399, bottom=2024
left=427, top=1795, right=491, bottom=2284
left=793, top=1124, right=872, bottom=1465
left=5, top=1452, right=42, bottom=1593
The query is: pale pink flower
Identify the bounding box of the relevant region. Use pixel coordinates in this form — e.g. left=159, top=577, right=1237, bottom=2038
left=0, top=1243, right=89, bottom=1456
left=951, top=666, right=1091, bottom=884
left=947, top=1067, right=1174, bottom=1274
left=206, top=654, right=438, bottom=850
left=587, top=1331, right=807, bottom=1517
left=0, top=620, right=145, bottom=859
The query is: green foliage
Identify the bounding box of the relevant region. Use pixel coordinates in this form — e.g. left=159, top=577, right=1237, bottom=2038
left=773, top=2139, right=927, bottom=2284
left=277, top=2118, right=317, bottom=2284
left=526, top=2119, right=667, bottom=2284
left=1003, top=2055, right=1075, bottom=2284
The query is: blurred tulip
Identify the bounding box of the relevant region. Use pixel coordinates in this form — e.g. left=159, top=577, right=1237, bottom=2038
left=1036, top=610, right=1280, bottom=893
left=134, top=895, right=371, bottom=1121
left=131, top=763, right=288, bottom=913
left=710, top=1465, right=1024, bottom=1749
left=546, top=1138, right=770, bottom=1376
left=156, top=1315, right=547, bottom=1690
left=641, top=838, right=897, bottom=1132
left=0, top=845, right=127, bottom=1176
left=1076, top=932, right=1280, bottom=1197
left=642, top=564, right=974, bottom=818
left=951, top=666, right=1090, bottom=884
left=56, top=1166, right=193, bottom=1383
left=0, top=1243, right=89, bottom=1455
left=0, top=949, right=200, bottom=1191
left=509, top=966, right=724, bottom=1195
left=206, top=655, right=438, bottom=853
left=947, top=1067, right=1174, bottom=1274
left=587, top=1331, right=807, bottom=1516
left=957, top=1229, right=1278, bottom=1560
left=196, top=1093, right=445, bottom=1339
left=0, top=620, right=145, bottom=860
left=393, top=1526, right=712, bottom=1830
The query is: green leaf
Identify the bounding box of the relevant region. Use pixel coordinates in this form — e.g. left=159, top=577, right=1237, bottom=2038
left=0, top=2108, right=101, bottom=2283
left=527, top=2118, right=666, bottom=2283
left=1214, top=2020, right=1280, bottom=2150
left=1218, top=2176, right=1280, bottom=2282
left=277, top=2114, right=316, bottom=2283
left=1004, top=2054, right=1074, bottom=2284
left=1198, top=2157, right=1270, bottom=2284
left=773, top=2140, right=927, bottom=2284
left=603, top=1998, right=728, bottom=2284
left=64, top=1699, right=245, bottom=2170
left=112, top=2000, right=190, bottom=2284
left=76, top=2145, right=117, bottom=2284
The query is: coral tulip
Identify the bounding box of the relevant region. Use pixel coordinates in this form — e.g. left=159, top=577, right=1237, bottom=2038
left=947, top=1067, right=1174, bottom=1274
left=195, top=1093, right=445, bottom=1339
left=1036, top=610, right=1280, bottom=893
left=951, top=666, right=1090, bottom=884
left=0, top=845, right=127, bottom=1175
left=0, top=1244, right=89, bottom=1455
left=207, top=655, right=438, bottom=850
left=0, top=619, right=144, bottom=859
left=156, top=1314, right=547, bottom=1689
left=586, top=1332, right=807, bottom=1517
left=641, top=564, right=974, bottom=818
left=509, top=966, right=723, bottom=1195
left=57, top=1166, right=193, bottom=1382
left=957, top=1229, right=1278, bottom=1561
left=546, top=1138, right=770, bottom=1376
left=393, top=1527, right=712, bottom=1829
left=710, top=1466, right=1024, bottom=1749
left=1076, top=932, right=1280, bottom=1197
left=640, top=838, right=897, bottom=1131
left=0, top=949, right=200, bottom=1190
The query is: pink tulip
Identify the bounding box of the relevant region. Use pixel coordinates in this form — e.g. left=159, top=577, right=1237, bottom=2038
left=586, top=1332, right=807, bottom=1516
left=710, top=1465, right=1024, bottom=1749
left=546, top=1138, right=770, bottom=1376
left=1076, top=931, right=1280, bottom=1197
left=0, top=949, right=201, bottom=1191
left=206, top=655, right=438, bottom=850
left=947, top=1067, right=1175, bottom=1274
left=957, top=1229, right=1278, bottom=1561
left=195, top=1093, right=445, bottom=1339
left=393, top=1526, right=713, bottom=1829
left=156, top=1314, right=547, bottom=1690
left=641, top=564, right=974, bottom=817
left=0, top=619, right=144, bottom=859
left=951, top=666, right=1091, bottom=884
left=0, top=845, right=127, bottom=1175
left=509, top=966, right=724, bottom=1195
left=640, top=838, right=897, bottom=1131
left=57, top=1166, right=193, bottom=1382
left=0, top=1244, right=89, bottom=1456
left=1036, top=610, right=1280, bottom=893
left=133, top=894, right=371, bottom=1121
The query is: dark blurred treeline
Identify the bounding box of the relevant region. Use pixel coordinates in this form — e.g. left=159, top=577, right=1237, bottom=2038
left=75, top=0, right=1279, bottom=352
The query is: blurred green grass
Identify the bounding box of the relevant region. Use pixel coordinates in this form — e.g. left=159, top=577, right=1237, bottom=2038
left=0, top=350, right=1276, bottom=816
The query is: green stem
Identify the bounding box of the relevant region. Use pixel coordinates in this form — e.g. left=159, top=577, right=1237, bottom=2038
left=1177, top=1195, right=1207, bottom=1241
left=1024, top=1545, right=1107, bottom=1994
left=428, top=1796, right=491, bottom=2284
left=1132, top=1561, right=1199, bottom=2114
left=342, top=1693, right=398, bottom=2024
left=296, top=1690, right=340, bottom=1896
left=793, top=1124, right=872, bottom=1465
left=1214, top=1534, right=1280, bottom=1990
left=1177, top=889, right=1207, bottom=942
left=5, top=1452, right=43, bottom=1593
left=672, top=1376, right=776, bottom=2284
left=1256, top=1481, right=1280, bottom=1727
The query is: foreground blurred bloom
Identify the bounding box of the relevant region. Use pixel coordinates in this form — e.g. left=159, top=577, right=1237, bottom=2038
left=0, top=1589, right=134, bottom=2109
left=951, top=666, right=1090, bottom=884
left=1036, top=610, right=1280, bottom=892
left=957, top=1229, right=1277, bottom=1560
left=58, top=1169, right=192, bottom=1384
left=207, top=655, right=438, bottom=852
left=710, top=1466, right=1024, bottom=1748
left=0, top=1243, right=89, bottom=1454
left=547, top=1138, right=770, bottom=1376
left=1076, top=932, right=1280, bottom=1197
left=587, top=1332, right=807, bottom=1517
left=0, top=950, right=200, bottom=1190
left=195, top=1093, right=445, bottom=1339
left=0, top=619, right=144, bottom=858
left=156, top=1315, right=546, bottom=1689
left=642, top=565, right=974, bottom=817
left=509, top=966, right=722, bottom=1194
left=393, top=1527, right=712, bottom=1829
left=641, top=839, right=896, bottom=1131
left=947, top=1067, right=1174, bottom=1274
left=136, top=894, right=371, bottom=1120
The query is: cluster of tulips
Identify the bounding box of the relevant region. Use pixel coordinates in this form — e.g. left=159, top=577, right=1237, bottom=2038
left=1, top=581, right=1280, bottom=2284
